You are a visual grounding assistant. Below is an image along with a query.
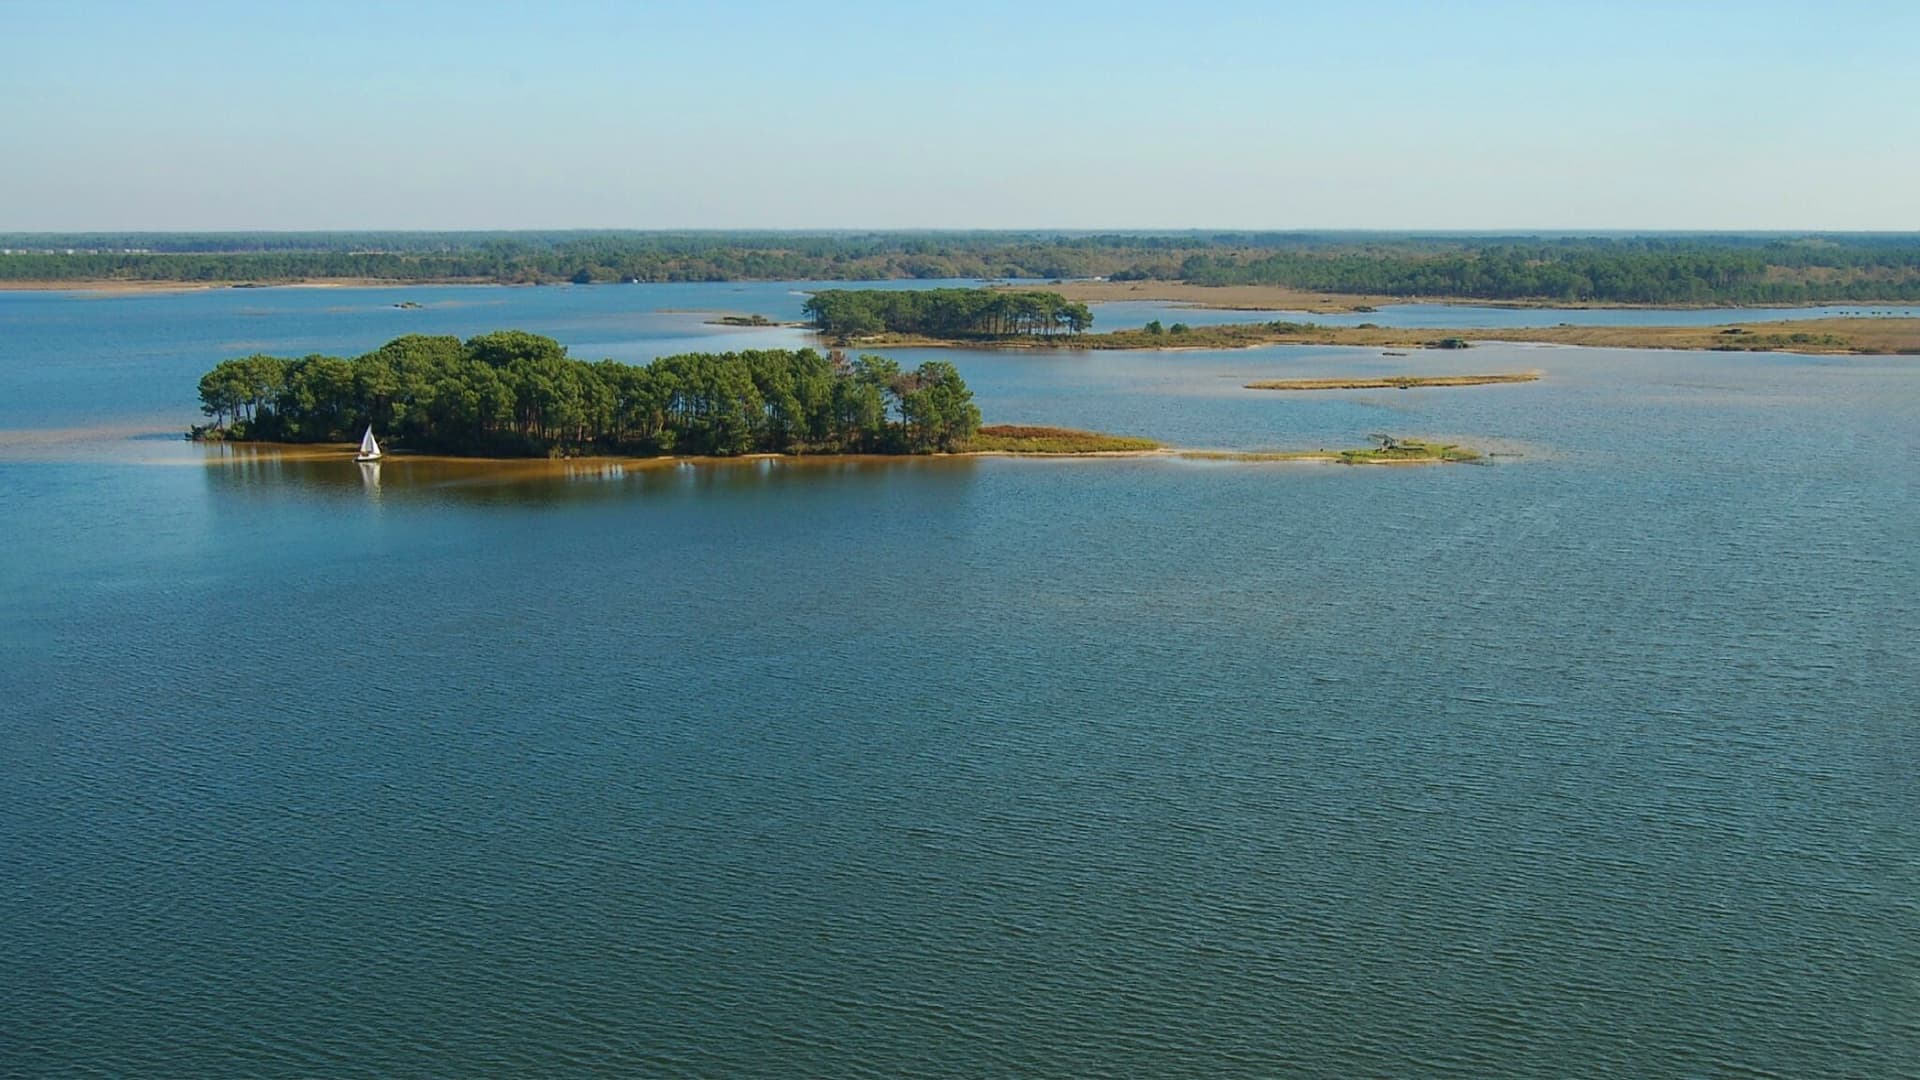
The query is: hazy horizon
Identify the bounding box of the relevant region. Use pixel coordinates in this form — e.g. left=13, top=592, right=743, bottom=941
left=8, top=227, right=1920, bottom=239
left=6, top=0, right=1917, bottom=232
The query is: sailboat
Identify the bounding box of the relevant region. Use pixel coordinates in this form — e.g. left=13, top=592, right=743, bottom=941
left=355, top=426, right=383, bottom=462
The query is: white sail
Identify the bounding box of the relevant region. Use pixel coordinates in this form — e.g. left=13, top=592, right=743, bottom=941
left=358, top=427, right=381, bottom=459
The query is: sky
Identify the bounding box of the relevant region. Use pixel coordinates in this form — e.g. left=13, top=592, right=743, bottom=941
left=3, top=0, right=1916, bottom=231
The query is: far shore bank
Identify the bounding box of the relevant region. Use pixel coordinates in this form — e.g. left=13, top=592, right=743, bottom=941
left=11, top=276, right=1920, bottom=312
left=994, top=280, right=1920, bottom=313
left=0, top=277, right=501, bottom=294
left=842, top=316, right=1920, bottom=356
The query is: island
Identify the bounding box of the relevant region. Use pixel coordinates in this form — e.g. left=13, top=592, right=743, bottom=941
left=191, top=331, right=1482, bottom=466
left=706, top=314, right=785, bottom=327
left=1179, top=436, right=1482, bottom=465
left=804, top=288, right=1093, bottom=341
left=804, top=290, right=1916, bottom=356
left=194, top=331, right=988, bottom=457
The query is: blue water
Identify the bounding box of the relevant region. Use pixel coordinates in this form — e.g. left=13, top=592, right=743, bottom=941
left=3, top=285, right=1917, bottom=1077
left=4, top=280, right=1911, bottom=433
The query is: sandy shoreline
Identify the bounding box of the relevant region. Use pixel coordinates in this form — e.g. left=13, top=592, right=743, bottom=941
left=195, top=444, right=1176, bottom=466
left=0, top=277, right=493, bottom=295
left=186, top=445, right=1456, bottom=469
left=0, top=430, right=1468, bottom=470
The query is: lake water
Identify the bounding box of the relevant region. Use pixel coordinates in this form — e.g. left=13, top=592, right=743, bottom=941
left=3, top=284, right=1917, bottom=1077
left=4, top=279, right=1913, bottom=429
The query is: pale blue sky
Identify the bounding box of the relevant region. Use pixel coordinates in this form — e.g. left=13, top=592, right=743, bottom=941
left=3, top=0, right=1915, bottom=230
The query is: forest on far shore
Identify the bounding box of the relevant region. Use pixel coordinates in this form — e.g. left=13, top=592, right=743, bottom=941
left=12, top=231, right=1920, bottom=304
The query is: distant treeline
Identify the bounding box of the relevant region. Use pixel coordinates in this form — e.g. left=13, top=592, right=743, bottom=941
left=8, top=232, right=1197, bottom=284
left=196, top=332, right=981, bottom=457
left=804, top=289, right=1093, bottom=338
left=11, top=231, right=1920, bottom=304
left=1175, top=244, right=1920, bottom=304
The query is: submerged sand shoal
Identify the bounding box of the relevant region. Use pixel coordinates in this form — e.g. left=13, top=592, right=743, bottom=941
left=1247, top=373, right=1541, bottom=391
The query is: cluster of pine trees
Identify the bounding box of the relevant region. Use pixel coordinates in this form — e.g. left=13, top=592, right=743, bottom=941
left=196, top=332, right=981, bottom=457
left=803, top=289, right=1094, bottom=338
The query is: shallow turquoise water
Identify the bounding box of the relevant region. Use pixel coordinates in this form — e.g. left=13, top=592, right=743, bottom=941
left=2, top=285, right=1917, bottom=1077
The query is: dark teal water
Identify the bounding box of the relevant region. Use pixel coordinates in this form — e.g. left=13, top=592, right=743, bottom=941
left=3, top=286, right=1917, bottom=1077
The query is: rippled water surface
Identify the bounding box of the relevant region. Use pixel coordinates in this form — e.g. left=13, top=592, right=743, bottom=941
left=2, top=285, right=1917, bottom=1077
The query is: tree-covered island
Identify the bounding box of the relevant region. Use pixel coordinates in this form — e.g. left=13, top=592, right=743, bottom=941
left=803, top=288, right=1093, bottom=340
left=195, top=332, right=984, bottom=457
left=192, top=330, right=1489, bottom=465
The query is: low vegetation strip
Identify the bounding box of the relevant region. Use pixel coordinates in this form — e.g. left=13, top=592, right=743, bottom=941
left=1333, top=438, right=1481, bottom=463
left=961, top=428, right=1476, bottom=462
left=1458, top=320, right=1919, bottom=354
left=963, top=425, right=1163, bottom=454
left=872, top=315, right=1917, bottom=356
left=1246, top=373, right=1541, bottom=391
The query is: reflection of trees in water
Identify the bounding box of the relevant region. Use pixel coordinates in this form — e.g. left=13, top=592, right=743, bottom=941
left=200, top=453, right=981, bottom=507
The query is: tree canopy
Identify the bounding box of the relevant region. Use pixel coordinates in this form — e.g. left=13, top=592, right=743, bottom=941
left=16, top=230, right=1920, bottom=303
left=197, top=333, right=980, bottom=457
left=803, top=288, right=1093, bottom=338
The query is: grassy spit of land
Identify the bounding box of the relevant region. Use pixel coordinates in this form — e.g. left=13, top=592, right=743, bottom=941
left=1455, top=319, right=1920, bottom=354
left=1003, top=279, right=1920, bottom=313
left=849, top=317, right=1920, bottom=356
left=962, top=425, right=1163, bottom=454
left=996, top=280, right=1402, bottom=313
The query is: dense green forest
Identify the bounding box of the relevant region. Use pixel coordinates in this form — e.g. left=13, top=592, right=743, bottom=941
left=196, top=332, right=981, bottom=457
left=1174, top=245, right=1920, bottom=304
left=8, top=232, right=1188, bottom=284
left=804, top=289, right=1094, bottom=338
left=12, top=231, right=1920, bottom=304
